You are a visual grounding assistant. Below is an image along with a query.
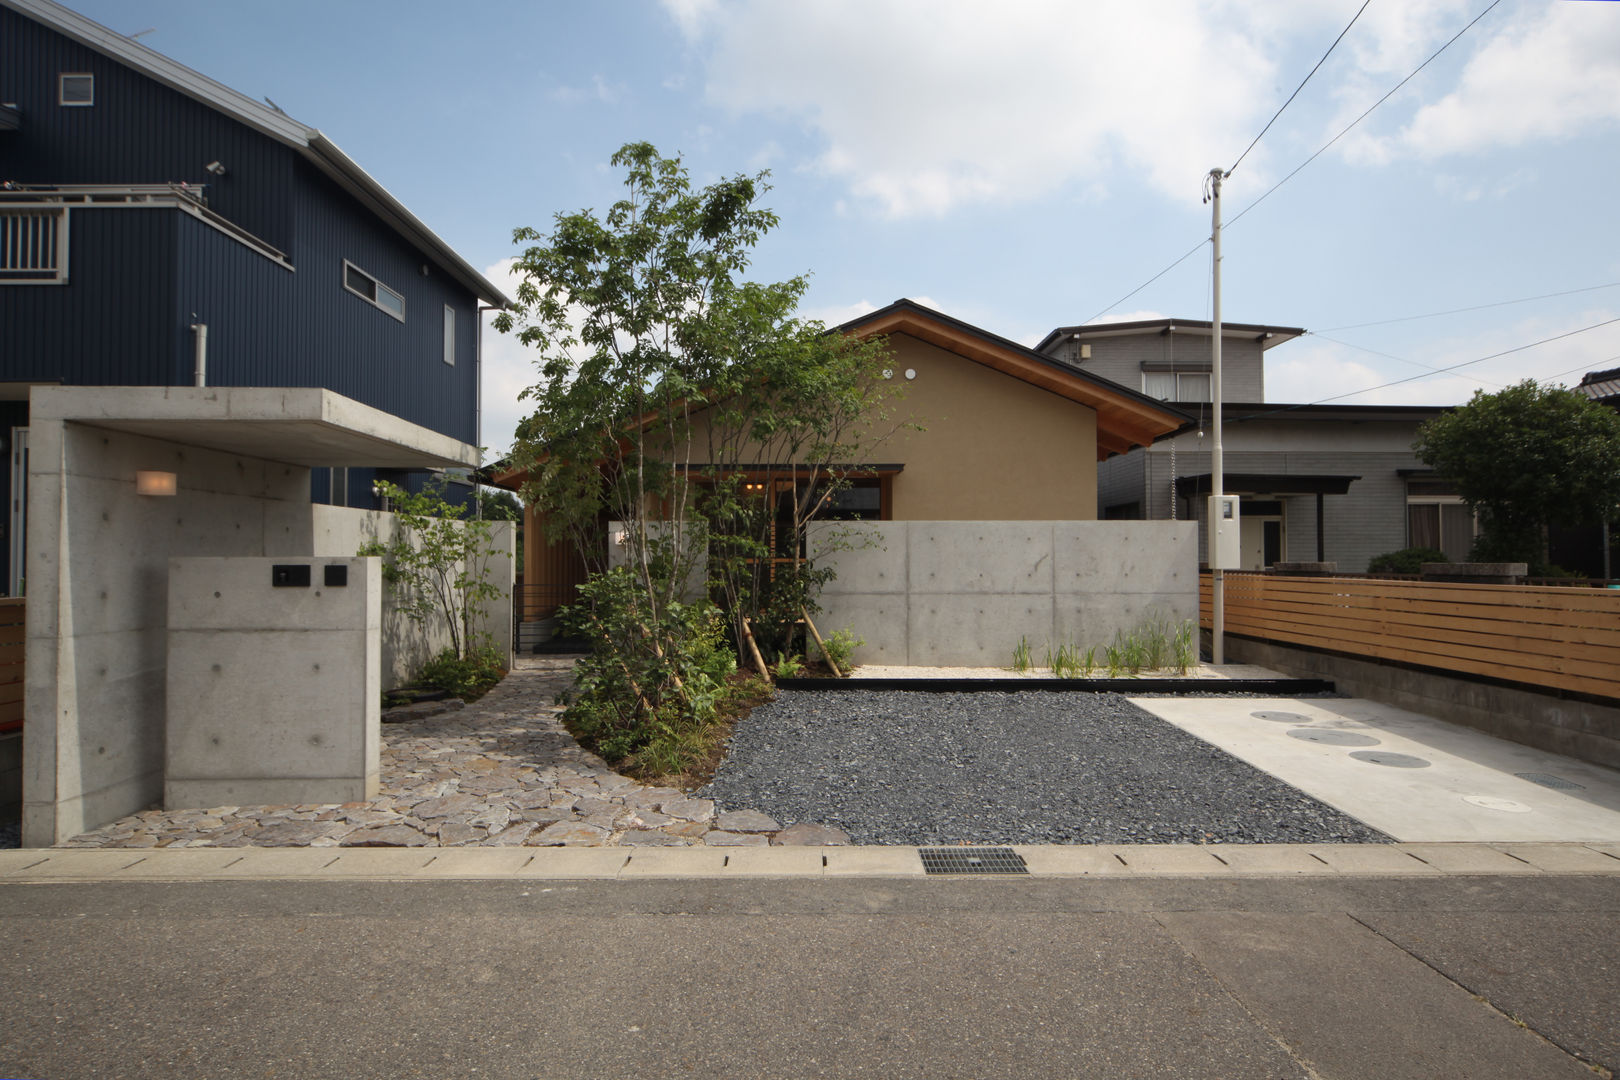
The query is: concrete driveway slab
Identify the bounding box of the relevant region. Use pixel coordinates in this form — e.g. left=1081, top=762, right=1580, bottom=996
left=1133, top=696, right=1620, bottom=843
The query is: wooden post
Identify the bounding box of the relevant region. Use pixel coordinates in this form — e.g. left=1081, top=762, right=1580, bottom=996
left=741, top=616, right=772, bottom=681
left=800, top=607, right=842, bottom=678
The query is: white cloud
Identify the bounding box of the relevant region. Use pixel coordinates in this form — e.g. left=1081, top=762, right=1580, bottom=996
left=1268, top=309, right=1620, bottom=407
left=1087, top=309, right=1168, bottom=326
left=547, top=74, right=625, bottom=105
left=1398, top=1, right=1620, bottom=157
left=664, top=0, right=1620, bottom=217
left=478, top=258, right=537, bottom=458
left=666, top=0, right=1289, bottom=217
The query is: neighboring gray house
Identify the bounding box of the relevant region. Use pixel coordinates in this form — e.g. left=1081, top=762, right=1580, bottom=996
left=1034, top=319, right=1464, bottom=572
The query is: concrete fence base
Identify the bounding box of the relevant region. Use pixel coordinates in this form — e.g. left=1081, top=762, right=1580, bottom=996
left=810, top=521, right=1199, bottom=668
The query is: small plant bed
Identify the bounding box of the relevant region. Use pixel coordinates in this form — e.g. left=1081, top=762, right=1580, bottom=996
left=561, top=670, right=775, bottom=791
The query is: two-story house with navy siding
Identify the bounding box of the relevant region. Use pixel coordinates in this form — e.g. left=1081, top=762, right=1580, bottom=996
left=0, top=0, right=510, bottom=596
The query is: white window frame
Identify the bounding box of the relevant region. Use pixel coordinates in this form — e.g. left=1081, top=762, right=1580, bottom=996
left=442, top=304, right=456, bottom=365
left=59, top=73, right=94, bottom=106
left=1142, top=371, right=1212, bottom=402
left=1406, top=495, right=1477, bottom=560
left=342, top=259, right=405, bottom=322
left=0, top=206, right=69, bottom=284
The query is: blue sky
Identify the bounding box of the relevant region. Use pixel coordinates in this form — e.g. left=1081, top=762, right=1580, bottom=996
left=63, top=0, right=1620, bottom=455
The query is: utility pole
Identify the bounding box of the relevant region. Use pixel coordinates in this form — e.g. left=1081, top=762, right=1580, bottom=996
left=1206, top=167, right=1227, bottom=665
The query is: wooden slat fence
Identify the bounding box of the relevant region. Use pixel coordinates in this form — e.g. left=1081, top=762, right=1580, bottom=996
left=0, top=598, right=22, bottom=734
left=1201, top=572, right=1620, bottom=701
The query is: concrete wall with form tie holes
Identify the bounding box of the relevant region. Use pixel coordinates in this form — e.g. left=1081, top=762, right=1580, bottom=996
left=809, top=520, right=1199, bottom=667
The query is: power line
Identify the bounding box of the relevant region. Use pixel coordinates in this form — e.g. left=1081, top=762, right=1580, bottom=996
left=1307, top=331, right=1504, bottom=388
left=1318, top=281, right=1620, bottom=331
left=1082, top=0, right=1501, bottom=327
left=1080, top=238, right=1208, bottom=326
left=1539, top=353, right=1620, bottom=386
left=1228, top=0, right=1371, bottom=176
left=1228, top=0, right=1504, bottom=228
left=1309, top=314, right=1620, bottom=405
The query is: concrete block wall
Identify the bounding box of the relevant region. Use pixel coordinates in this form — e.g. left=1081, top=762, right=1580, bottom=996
left=311, top=506, right=515, bottom=686
left=164, top=556, right=381, bottom=808
left=811, top=521, right=1198, bottom=667
left=23, top=422, right=311, bottom=845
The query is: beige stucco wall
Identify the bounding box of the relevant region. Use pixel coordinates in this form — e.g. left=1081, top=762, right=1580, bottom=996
left=881, top=335, right=1098, bottom=521
left=586, top=330, right=1103, bottom=532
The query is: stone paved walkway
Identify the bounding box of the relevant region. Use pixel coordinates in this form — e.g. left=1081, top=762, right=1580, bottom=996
left=58, top=657, right=848, bottom=850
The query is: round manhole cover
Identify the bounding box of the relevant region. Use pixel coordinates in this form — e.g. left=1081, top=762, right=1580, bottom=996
left=1462, top=795, right=1533, bottom=813
left=1349, top=750, right=1431, bottom=769
left=1286, top=728, right=1381, bottom=747
left=1252, top=711, right=1312, bottom=724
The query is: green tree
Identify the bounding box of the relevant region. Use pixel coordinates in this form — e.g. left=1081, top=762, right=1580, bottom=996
left=493, top=142, right=899, bottom=719
left=1413, top=380, right=1620, bottom=570
left=359, top=479, right=506, bottom=661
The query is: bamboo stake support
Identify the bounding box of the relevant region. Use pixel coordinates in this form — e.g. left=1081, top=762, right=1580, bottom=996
left=741, top=616, right=772, bottom=681
left=800, top=607, right=842, bottom=678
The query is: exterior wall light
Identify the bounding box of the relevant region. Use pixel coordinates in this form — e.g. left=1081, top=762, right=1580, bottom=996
left=136, top=470, right=178, bottom=496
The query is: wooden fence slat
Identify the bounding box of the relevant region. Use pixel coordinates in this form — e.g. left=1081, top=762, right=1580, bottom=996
left=1235, top=596, right=1620, bottom=658
left=1202, top=573, right=1620, bottom=701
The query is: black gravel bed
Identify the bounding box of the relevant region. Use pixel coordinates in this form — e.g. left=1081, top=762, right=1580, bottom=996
left=701, top=690, right=1389, bottom=846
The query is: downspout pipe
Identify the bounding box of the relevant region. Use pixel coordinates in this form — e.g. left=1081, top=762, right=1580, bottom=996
left=190, top=321, right=208, bottom=387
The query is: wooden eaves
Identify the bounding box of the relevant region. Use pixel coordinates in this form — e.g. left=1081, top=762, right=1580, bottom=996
left=838, top=299, right=1190, bottom=459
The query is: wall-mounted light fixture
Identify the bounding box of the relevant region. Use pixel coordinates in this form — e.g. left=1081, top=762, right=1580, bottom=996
left=204, top=160, right=227, bottom=176
left=136, top=470, right=177, bottom=496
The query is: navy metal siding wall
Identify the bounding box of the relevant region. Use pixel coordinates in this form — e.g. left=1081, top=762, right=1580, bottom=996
left=3, top=6, right=480, bottom=445
left=0, top=208, right=177, bottom=386
left=1, top=7, right=297, bottom=251
left=289, top=160, right=479, bottom=442
left=172, top=213, right=297, bottom=388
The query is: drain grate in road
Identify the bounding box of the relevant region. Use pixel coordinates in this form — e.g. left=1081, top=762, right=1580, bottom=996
left=1286, top=728, right=1381, bottom=747
left=1350, top=750, right=1431, bottom=769
left=919, top=847, right=1029, bottom=875
left=1516, top=772, right=1585, bottom=792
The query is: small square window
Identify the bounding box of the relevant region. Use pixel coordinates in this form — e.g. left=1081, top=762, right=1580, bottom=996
left=59, top=73, right=93, bottom=106
left=443, top=305, right=456, bottom=365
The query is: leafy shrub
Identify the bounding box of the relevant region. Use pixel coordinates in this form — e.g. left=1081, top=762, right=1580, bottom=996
left=558, top=566, right=755, bottom=781
left=819, top=628, right=864, bottom=673
left=419, top=643, right=505, bottom=701
left=1367, top=547, right=1447, bottom=574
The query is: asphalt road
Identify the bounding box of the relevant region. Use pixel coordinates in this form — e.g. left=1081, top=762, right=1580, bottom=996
left=3, top=875, right=1617, bottom=1079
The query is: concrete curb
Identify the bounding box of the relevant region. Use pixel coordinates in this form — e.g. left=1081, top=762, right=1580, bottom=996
left=3, top=842, right=1617, bottom=883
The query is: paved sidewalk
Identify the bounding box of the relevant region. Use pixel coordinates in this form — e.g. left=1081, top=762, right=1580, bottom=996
left=5, top=839, right=1619, bottom=881
left=56, top=657, right=821, bottom=851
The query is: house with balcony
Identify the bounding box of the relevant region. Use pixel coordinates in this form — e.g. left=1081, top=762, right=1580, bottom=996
left=0, top=0, right=512, bottom=844
left=1, top=0, right=510, bottom=597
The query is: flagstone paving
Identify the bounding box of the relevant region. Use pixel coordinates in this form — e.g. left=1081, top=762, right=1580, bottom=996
left=57, top=656, right=847, bottom=851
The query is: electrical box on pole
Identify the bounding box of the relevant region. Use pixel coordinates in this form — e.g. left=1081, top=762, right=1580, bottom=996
left=1208, top=494, right=1240, bottom=570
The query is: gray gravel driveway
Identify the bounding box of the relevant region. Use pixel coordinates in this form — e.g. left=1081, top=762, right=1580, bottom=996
left=702, top=690, right=1389, bottom=845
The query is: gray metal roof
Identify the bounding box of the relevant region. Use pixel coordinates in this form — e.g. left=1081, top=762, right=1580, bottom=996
left=3, top=0, right=511, bottom=308
left=1577, top=368, right=1620, bottom=403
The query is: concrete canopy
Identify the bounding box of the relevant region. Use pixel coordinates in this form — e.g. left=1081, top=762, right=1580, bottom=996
left=28, top=386, right=479, bottom=469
